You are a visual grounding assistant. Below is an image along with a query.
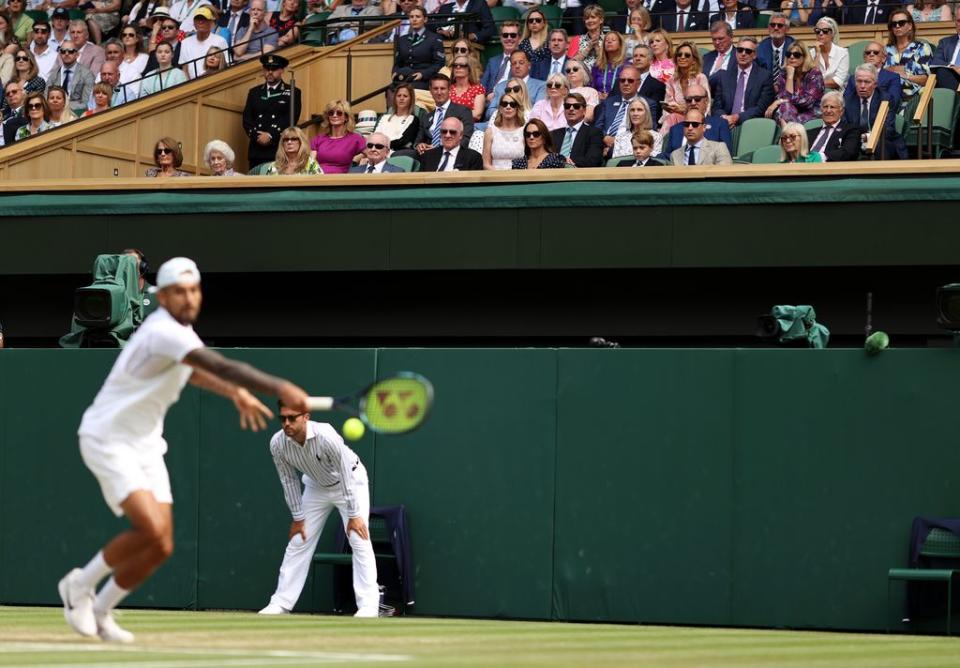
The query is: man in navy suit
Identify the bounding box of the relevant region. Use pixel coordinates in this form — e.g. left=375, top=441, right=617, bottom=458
left=480, top=21, right=520, bottom=94
left=756, top=13, right=794, bottom=73
left=658, top=0, right=710, bottom=33
left=532, top=29, right=571, bottom=81
left=845, top=41, right=901, bottom=111
left=484, top=51, right=546, bottom=122
left=659, top=82, right=733, bottom=157
left=844, top=63, right=907, bottom=159
left=349, top=133, right=405, bottom=173
left=595, top=65, right=663, bottom=146
left=551, top=93, right=605, bottom=167
left=932, top=14, right=960, bottom=90
left=844, top=0, right=891, bottom=26
left=419, top=117, right=484, bottom=171
left=414, top=74, right=474, bottom=154
left=623, top=45, right=666, bottom=119
left=430, top=0, right=495, bottom=45
left=709, top=0, right=755, bottom=30
left=806, top=92, right=860, bottom=162
left=711, top=36, right=774, bottom=128
left=702, top=20, right=737, bottom=90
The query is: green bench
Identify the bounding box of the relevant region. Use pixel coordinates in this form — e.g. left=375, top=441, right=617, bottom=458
left=888, top=527, right=960, bottom=635
left=312, top=515, right=397, bottom=566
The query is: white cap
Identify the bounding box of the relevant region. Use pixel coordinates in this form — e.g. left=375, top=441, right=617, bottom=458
left=149, top=257, right=201, bottom=293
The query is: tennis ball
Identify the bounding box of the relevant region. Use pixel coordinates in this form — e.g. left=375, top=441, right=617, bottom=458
left=865, top=331, right=890, bottom=356
left=343, top=417, right=365, bottom=441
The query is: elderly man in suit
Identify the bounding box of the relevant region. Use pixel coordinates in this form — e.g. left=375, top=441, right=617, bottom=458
left=431, top=0, right=495, bottom=45
left=845, top=41, right=901, bottom=111
left=932, top=14, right=960, bottom=90
left=712, top=36, right=774, bottom=129
left=45, top=40, right=96, bottom=110
left=419, top=117, right=484, bottom=171
left=550, top=92, right=604, bottom=167
left=350, top=133, right=405, bottom=173
left=484, top=50, right=546, bottom=122
left=756, top=13, right=793, bottom=76
left=843, top=63, right=906, bottom=160
left=414, top=74, right=474, bottom=154
left=328, top=0, right=383, bottom=44
left=68, top=20, right=105, bottom=76
left=806, top=92, right=859, bottom=162
left=595, top=65, right=662, bottom=151
left=1, top=82, right=28, bottom=146
left=702, top=21, right=738, bottom=86
left=671, top=109, right=733, bottom=165
left=659, top=82, right=733, bottom=157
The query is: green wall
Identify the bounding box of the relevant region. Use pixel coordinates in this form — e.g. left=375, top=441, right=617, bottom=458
left=2, top=348, right=959, bottom=632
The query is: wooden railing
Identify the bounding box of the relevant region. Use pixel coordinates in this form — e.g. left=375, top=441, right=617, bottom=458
left=912, top=76, right=938, bottom=159
left=864, top=99, right=889, bottom=159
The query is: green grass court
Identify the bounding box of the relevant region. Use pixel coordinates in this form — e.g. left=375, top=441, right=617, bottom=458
left=2, top=607, right=959, bottom=668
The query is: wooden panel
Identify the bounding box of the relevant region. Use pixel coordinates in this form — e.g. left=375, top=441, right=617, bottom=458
left=138, top=102, right=199, bottom=161
left=77, top=120, right=139, bottom=157
left=197, top=104, right=248, bottom=174
left=73, top=152, right=139, bottom=178
left=5, top=148, right=75, bottom=180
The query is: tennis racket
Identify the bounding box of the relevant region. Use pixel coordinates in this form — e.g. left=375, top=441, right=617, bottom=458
left=306, top=372, right=434, bottom=434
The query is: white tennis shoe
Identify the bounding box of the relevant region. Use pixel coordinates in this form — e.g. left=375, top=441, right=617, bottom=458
left=95, top=611, right=135, bottom=643
left=354, top=608, right=379, bottom=618
left=58, top=569, right=97, bottom=637
left=258, top=603, right=290, bottom=615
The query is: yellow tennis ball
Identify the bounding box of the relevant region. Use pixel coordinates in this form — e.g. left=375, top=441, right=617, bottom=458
left=342, top=417, right=365, bottom=441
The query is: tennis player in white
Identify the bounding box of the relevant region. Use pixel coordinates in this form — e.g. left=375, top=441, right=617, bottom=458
left=59, top=257, right=309, bottom=643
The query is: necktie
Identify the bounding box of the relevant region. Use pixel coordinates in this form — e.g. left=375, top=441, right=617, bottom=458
left=367, top=164, right=376, bottom=173
left=229, top=12, right=239, bottom=37
left=711, top=50, right=725, bottom=75
left=860, top=98, right=869, bottom=128
left=678, top=10, right=685, bottom=32
left=687, top=144, right=697, bottom=165
left=865, top=2, right=875, bottom=24
left=495, top=56, right=509, bottom=84
left=551, top=60, right=561, bottom=75
left=437, top=151, right=451, bottom=171
left=953, top=45, right=960, bottom=66
left=609, top=101, right=629, bottom=136
left=561, top=127, right=575, bottom=155
left=811, top=125, right=833, bottom=152
left=732, top=69, right=747, bottom=114
left=352, top=6, right=361, bottom=13
left=431, top=107, right=443, bottom=146
left=772, top=47, right=781, bottom=81
left=63, top=68, right=72, bottom=94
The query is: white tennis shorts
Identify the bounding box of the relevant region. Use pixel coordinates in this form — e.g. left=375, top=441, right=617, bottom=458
left=79, top=436, right=173, bottom=517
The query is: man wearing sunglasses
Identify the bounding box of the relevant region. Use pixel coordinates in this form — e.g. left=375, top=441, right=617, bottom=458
left=931, top=14, right=960, bottom=90
left=669, top=109, right=732, bottom=165
left=845, top=41, right=900, bottom=111
left=28, top=18, right=59, bottom=81
left=432, top=0, right=495, bottom=45
left=756, top=12, right=793, bottom=75
left=1, top=83, right=28, bottom=146
left=595, top=64, right=662, bottom=146
left=551, top=92, right=604, bottom=167
left=243, top=53, right=303, bottom=169
left=481, top=21, right=520, bottom=94
left=143, top=9, right=183, bottom=75
left=45, top=40, right=96, bottom=109
left=658, top=82, right=733, bottom=158
left=419, top=116, right=483, bottom=171
left=711, top=36, right=773, bottom=129
left=349, top=132, right=404, bottom=173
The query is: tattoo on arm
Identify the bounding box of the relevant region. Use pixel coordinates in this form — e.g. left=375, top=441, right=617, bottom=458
left=184, top=348, right=287, bottom=396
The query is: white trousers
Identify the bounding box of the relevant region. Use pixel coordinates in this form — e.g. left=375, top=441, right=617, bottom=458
left=267, top=465, right=379, bottom=613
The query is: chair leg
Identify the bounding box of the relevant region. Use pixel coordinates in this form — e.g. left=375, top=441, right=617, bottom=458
left=948, top=578, right=953, bottom=636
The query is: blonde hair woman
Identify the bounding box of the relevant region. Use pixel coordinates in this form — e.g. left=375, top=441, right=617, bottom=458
left=46, top=86, right=78, bottom=127
left=309, top=99, right=366, bottom=173
left=592, top=30, right=627, bottom=99
left=660, top=41, right=709, bottom=132
left=765, top=39, right=824, bottom=125
left=502, top=77, right=533, bottom=116
left=624, top=7, right=652, bottom=54
left=268, top=127, right=323, bottom=174
left=562, top=58, right=599, bottom=124
left=530, top=73, right=569, bottom=131
left=648, top=29, right=675, bottom=84
left=779, top=122, right=821, bottom=162
left=568, top=4, right=607, bottom=70
left=520, top=7, right=550, bottom=66
left=810, top=17, right=848, bottom=90
left=449, top=55, right=485, bottom=121
left=611, top=97, right=662, bottom=158
left=483, top=92, right=525, bottom=170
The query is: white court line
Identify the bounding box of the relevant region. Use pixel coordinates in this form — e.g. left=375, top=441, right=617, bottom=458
left=1, top=660, right=359, bottom=668
left=0, top=642, right=410, bottom=663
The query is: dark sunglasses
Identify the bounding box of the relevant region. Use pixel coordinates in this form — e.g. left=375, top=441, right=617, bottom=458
left=59, top=48, right=77, bottom=54
left=864, top=49, right=882, bottom=56
left=4, top=90, right=18, bottom=97
left=501, top=32, right=518, bottom=39
left=278, top=412, right=306, bottom=423
left=282, top=137, right=301, bottom=142
left=27, top=102, right=43, bottom=110
left=812, top=27, right=832, bottom=35
left=524, top=130, right=542, bottom=138
left=780, top=134, right=800, bottom=142
left=891, top=19, right=910, bottom=28
left=546, top=81, right=565, bottom=89
left=619, top=77, right=637, bottom=83
left=162, top=24, right=178, bottom=30
left=787, top=51, right=804, bottom=58
left=327, top=109, right=344, bottom=116
left=505, top=85, right=522, bottom=93
left=453, top=46, right=469, bottom=53
left=15, top=55, right=30, bottom=62
left=500, top=99, right=519, bottom=108
left=439, top=128, right=459, bottom=135
left=453, top=62, right=468, bottom=68
left=366, top=142, right=386, bottom=150
left=768, top=21, right=787, bottom=28
left=675, top=53, right=693, bottom=59
left=735, top=47, right=755, bottom=54
left=122, top=31, right=138, bottom=37
left=527, top=16, right=544, bottom=23
left=684, top=95, right=706, bottom=103
left=682, top=121, right=703, bottom=128
left=564, top=66, right=580, bottom=73
left=33, top=26, right=50, bottom=33
left=156, top=147, right=174, bottom=154
left=563, top=102, right=583, bottom=109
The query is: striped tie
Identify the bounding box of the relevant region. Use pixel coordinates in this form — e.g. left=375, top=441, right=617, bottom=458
left=431, top=108, right=443, bottom=146
left=608, top=100, right=628, bottom=136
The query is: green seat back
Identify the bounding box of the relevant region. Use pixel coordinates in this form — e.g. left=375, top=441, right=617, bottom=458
left=491, top=6, right=521, bottom=25
left=804, top=118, right=823, bottom=132
left=756, top=12, right=771, bottom=28
left=597, top=0, right=626, bottom=14
left=482, top=41, right=503, bottom=67
left=301, top=10, right=330, bottom=45
left=387, top=155, right=418, bottom=172
left=26, top=9, right=47, bottom=21
left=69, top=8, right=86, bottom=20
left=606, top=157, right=626, bottom=167
left=734, top=117, right=777, bottom=159
left=751, top=144, right=782, bottom=164
left=920, top=528, right=960, bottom=559
left=846, top=40, right=874, bottom=75
left=248, top=162, right=272, bottom=175
left=539, top=4, right=563, bottom=29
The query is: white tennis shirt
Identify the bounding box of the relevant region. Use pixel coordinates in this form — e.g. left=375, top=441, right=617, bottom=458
left=78, top=307, right=204, bottom=452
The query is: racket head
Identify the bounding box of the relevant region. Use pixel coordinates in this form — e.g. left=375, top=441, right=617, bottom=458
left=358, top=372, right=434, bottom=434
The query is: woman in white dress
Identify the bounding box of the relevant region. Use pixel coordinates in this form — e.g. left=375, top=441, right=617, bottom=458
left=810, top=17, right=848, bottom=91
left=611, top=97, right=662, bottom=159
left=483, top=92, right=525, bottom=170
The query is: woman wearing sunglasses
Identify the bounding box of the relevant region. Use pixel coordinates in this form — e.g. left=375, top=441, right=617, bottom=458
left=501, top=77, right=533, bottom=116
left=267, top=127, right=323, bottom=175
left=309, top=99, right=366, bottom=173
left=765, top=39, right=823, bottom=125
left=810, top=17, right=847, bottom=91
left=530, top=73, right=569, bottom=130
left=660, top=41, right=709, bottom=132
left=512, top=118, right=566, bottom=169
left=884, top=10, right=931, bottom=105
left=118, top=26, right=149, bottom=97
left=14, top=92, right=51, bottom=142
left=7, top=0, right=32, bottom=44
left=520, top=8, right=549, bottom=66
left=3, top=48, right=45, bottom=119
left=562, top=59, right=599, bottom=123
left=483, top=92, right=525, bottom=170
left=449, top=56, right=486, bottom=121
left=145, top=136, right=190, bottom=177
left=778, top=122, right=820, bottom=162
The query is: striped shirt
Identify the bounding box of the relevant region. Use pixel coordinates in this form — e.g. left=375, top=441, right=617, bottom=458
left=269, top=421, right=362, bottom=520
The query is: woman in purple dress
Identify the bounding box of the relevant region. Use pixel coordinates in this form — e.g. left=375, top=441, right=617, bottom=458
left=309, top=99, right=366, bottom=173
left=764, top=39, right=824, bottom=126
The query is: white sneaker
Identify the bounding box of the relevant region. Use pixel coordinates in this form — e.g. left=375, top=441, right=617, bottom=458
left=354, top=608, right=379, bottom=618
left=258, top=603, right=290, bottom=615
left=95, top=611, right=135, bottom=643
left=58, top=569, right=97, bottom=637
